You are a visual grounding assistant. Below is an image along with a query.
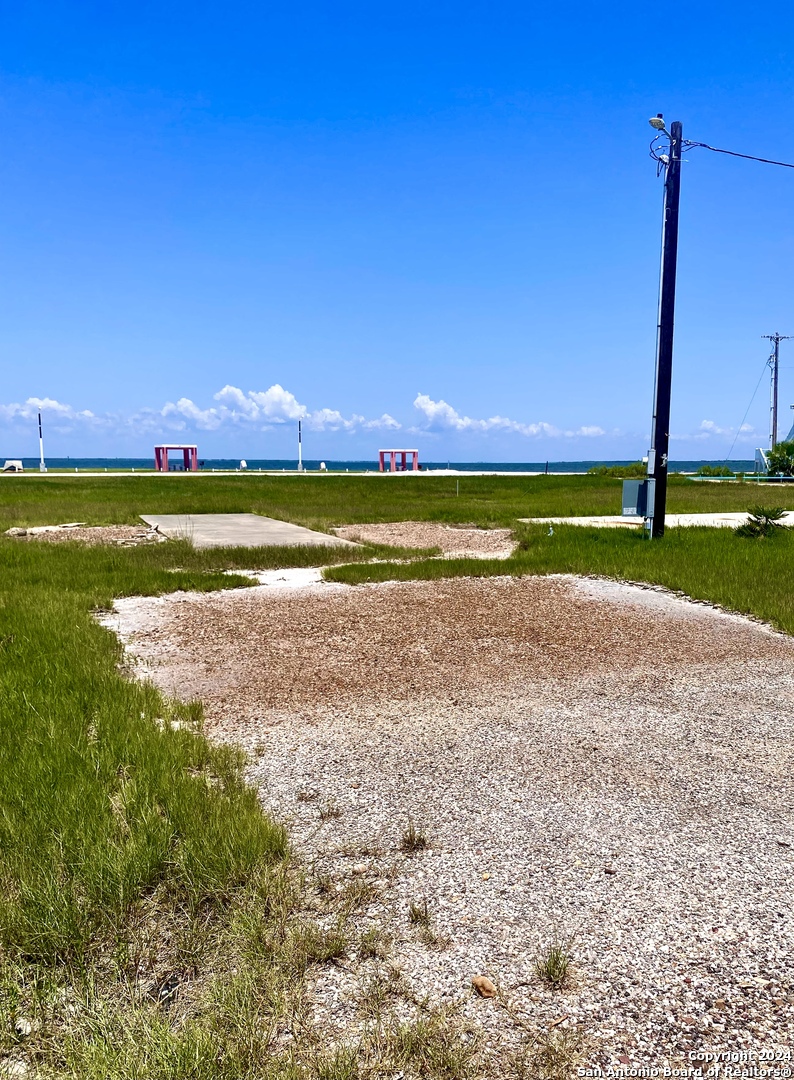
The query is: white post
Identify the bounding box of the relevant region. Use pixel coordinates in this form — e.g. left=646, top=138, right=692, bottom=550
left=297, top=419, right=303, bottom=472
left=38, top=411, right=47, bottom=473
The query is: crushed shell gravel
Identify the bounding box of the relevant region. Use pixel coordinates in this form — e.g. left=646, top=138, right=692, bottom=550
left=332, top=521, right=516, bottom=558
left=104, top=574, right=794, bottom=1067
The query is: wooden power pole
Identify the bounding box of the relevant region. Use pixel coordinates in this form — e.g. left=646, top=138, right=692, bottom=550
left=648, top=119, right=683, bottom=538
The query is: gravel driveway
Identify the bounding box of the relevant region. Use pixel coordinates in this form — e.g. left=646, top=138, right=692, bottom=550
left=104, top=574, right=794, bottom=1069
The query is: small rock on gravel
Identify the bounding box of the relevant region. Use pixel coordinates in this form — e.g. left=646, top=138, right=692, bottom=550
left=472, top=976, right=497, bottom=998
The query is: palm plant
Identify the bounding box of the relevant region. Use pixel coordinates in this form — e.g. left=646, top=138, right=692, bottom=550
left=735, top=506, right=789, bottom=538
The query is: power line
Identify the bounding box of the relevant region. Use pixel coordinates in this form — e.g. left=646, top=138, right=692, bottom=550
left=650, top=134, right=794, bottom=170
left=683, top=140, right=794, bottom=169
left=724, top=359, right=768, bottom=462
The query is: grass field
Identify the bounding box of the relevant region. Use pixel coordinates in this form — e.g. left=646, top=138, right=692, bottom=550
left=0, top=472, right=780, bottom=533
left=1, top=474, right=792, bottom=1077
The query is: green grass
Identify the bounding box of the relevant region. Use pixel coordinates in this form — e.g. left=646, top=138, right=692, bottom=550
left=400, top=821, right=429, bottom=854
left=0, top=529, right=435, bottom=966
left=326, top=523, right=794, bottom=634
left=534, top=938, right=572, bottom=988
left=0, top=540, right=304, bottom=965
left=0, top=471, right=781, bottom=533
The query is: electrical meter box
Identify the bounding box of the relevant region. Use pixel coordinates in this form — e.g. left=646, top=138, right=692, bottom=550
left=622, top=479, right=650, bottom=517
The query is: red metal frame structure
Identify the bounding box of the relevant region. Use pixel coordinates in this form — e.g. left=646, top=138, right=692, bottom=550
left=378, top=448, right=419, bottom=473
left=154, top=444, right=199, bottom=472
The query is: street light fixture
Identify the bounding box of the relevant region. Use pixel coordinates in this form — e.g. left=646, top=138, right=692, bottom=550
left=649, top=114, right=668, bottom=134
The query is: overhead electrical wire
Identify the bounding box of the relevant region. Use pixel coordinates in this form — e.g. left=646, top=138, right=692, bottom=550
left=683, top=141, right=794, bottom=169
left=649, top=134, right=794, bottom=170
left=724, top=359, right=770, bottom=463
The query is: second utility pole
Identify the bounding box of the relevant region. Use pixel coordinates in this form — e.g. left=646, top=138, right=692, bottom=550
left=763, top=333, right=792, bottom=448
left=648, top=119, right=683, bottom=538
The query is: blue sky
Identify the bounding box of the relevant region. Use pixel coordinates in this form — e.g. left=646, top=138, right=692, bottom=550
left=2, top=1, right=794, bottom=461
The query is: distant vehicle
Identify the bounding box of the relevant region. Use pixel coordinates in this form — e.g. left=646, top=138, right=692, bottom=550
left=2, top=460, right=23, bottom=473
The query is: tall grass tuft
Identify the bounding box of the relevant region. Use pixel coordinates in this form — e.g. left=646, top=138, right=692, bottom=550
left=534, top=937, right=572, bottom=988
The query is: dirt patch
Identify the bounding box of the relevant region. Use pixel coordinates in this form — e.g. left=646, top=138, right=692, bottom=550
left=333, top=521, right=516, bottom=558
left=104, top=574, right=794, bottom=1065
left=107, top=574, right=789, bottom=717
left=6, top=524, right=165, bottom=546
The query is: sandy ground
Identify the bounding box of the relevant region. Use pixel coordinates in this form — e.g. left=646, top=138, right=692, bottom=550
left=6, top=523, right=165, bottom=545
left=103, top=574, right=794, bottom=1068
left=333, top=521, right=516, bottom=558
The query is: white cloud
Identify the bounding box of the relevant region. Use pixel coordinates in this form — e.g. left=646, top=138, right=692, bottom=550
left=0, top=385, right=405, bottom=437
left=0, top=386, right=608, bottom=442
left=212, top=385, right=260, bottom=419
left=161, top=397, right=222, bottom=430
left=698, top=419, right=731, bottom=437
left=412, top=394, right=604, bottom=439
left=247, top=384, right=307, bottom=421
left=671, top=420, right=758, bottom=442
left=363, top=413, right=401, bottom=430
left=305, top=407, right=355, bottom=431
left=211, top=385, right=383, bottom=431
left=0, top=396, right=97, bottom=422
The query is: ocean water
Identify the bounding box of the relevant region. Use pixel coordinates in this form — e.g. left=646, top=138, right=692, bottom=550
left=9, top=457, right=757, bottom=473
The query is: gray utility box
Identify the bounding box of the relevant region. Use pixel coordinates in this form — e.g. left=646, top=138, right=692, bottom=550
left=622, top=479, right=651, bottom=517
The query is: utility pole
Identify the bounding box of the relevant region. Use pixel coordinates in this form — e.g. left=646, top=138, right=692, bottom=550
left=645, top=118, right=794, bottom=502
left=297, top=419, right=303, bottom=472
left=763, top=333, right=791, bottom=448
left=38, top=411, right=47, bottom=473
left=648, top=117, right=683, bottom=538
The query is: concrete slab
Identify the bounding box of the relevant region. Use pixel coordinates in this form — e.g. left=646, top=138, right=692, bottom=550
left=519, top=511, right=794, bottom=529
left=140, top=513, right=358, bottom=549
